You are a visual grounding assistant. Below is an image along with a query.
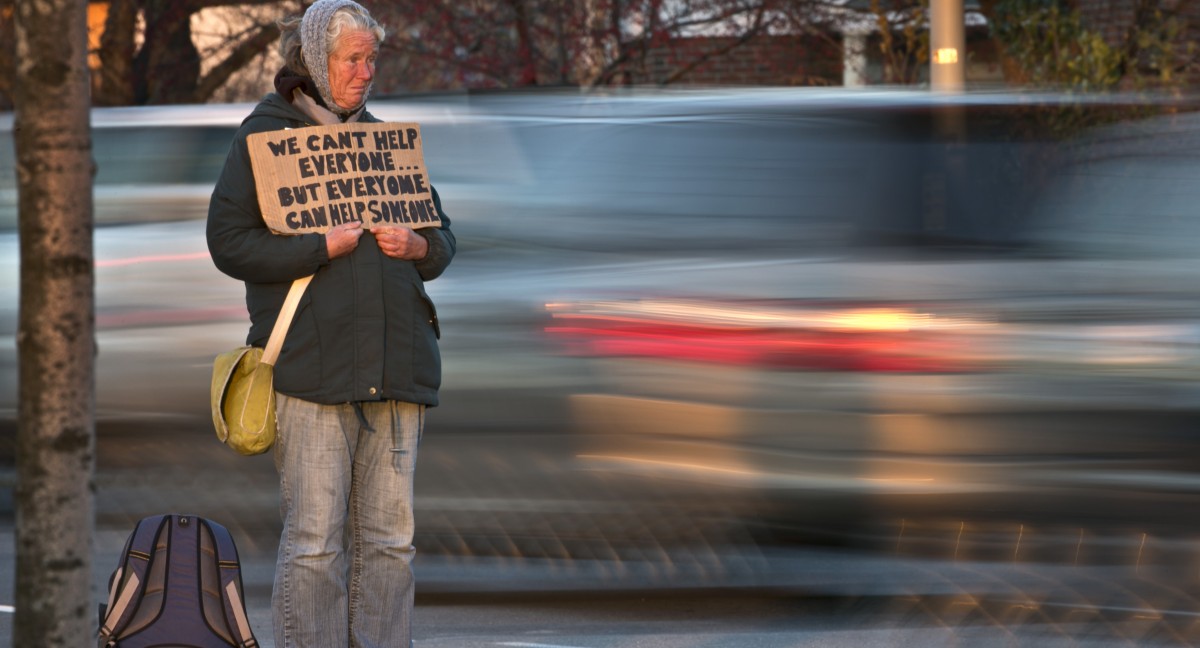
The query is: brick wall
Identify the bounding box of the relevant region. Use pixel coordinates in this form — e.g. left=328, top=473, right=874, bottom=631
left=631, top=29, right=1006, bottom=88
left=1076, top=0, right=1138, bottom=45
left=1075, top=0, right=1200, bottom=86
left=632, top=35, right=843, bottom=86
left=1076, top=0, right=1200, bottom=49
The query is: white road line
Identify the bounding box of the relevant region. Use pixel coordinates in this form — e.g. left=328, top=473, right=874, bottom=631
left=0, top=605, right=14, bottom=614
left=497, top=643, right=586, bottom=648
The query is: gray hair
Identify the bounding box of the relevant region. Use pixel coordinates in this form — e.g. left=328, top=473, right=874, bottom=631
left=277, top=1, right=385, bottom=110
left=278, top=16, right=308, bottom=75
left=325, top=5, right=386, bottom=52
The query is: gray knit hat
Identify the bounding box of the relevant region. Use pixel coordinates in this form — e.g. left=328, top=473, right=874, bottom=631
left=300, top=0, right=374, bottom=113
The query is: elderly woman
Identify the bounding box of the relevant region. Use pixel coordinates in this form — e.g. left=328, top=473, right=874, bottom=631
left=206, top=1, right=455, bottom=646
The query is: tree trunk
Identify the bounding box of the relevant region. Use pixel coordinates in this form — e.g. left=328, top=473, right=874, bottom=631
left=12, top=0, right=96, bottom=645
left=136, top=0, right=202, bottom=103
left=0, top=5, right=14, bottom=110
left=509, top=0, right=539, bottom=85
left=96, top=0, right=138, bottom=106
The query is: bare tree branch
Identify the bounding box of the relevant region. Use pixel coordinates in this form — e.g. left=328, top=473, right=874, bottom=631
left=195, top=21, right=281, bottom=101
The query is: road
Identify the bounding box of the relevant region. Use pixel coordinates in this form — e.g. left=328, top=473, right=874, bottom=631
left=412, top=590, right=1200, bottom=647
left=0, top=418, right=1198, bottom=646
left=4, top=524, right=1200, bottom=647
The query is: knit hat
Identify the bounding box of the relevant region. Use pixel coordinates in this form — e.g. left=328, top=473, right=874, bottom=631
left=301, top=0, right=373, bottom=114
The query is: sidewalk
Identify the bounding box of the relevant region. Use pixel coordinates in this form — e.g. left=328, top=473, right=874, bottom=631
left=14, top=416, right=1199, bottom=648
left=88, top=417, right=281, bottom=645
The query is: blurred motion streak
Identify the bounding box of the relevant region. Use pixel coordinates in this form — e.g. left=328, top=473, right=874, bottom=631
left=95, top=306, right=247, bottom=329
left=546, top=299, right=988, bottom=372
left=97, top=251, right=212, bottom=268
left=6, top=91, right=1200, bottom=637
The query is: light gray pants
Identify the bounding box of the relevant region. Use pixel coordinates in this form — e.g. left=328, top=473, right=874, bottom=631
left=272, top=393, right=422, bottom=648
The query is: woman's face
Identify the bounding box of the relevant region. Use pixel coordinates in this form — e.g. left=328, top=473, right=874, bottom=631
left=328, top=29, right=378, bottom=110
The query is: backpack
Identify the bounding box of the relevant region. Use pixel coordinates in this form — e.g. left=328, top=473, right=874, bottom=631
left=98, top=514, right=260, bottom=648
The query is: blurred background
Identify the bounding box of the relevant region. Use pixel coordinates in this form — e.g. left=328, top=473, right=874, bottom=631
left=7, top=88, right=1200, bottom=639
left=6, top=0, right=1200, bottom=645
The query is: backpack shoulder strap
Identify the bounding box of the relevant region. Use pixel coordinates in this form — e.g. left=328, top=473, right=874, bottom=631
left=203, top=517, right=259, bottom=648
left=98, top=514, right=171, bottom=644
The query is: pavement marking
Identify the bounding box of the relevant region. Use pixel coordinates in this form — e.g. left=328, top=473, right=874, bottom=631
left=0, top=605, right=14, bottom=614
left=497, top=643, right=586, bottom=648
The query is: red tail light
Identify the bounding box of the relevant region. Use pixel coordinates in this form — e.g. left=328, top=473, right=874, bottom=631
left=546, top=301, right=981, bottom=373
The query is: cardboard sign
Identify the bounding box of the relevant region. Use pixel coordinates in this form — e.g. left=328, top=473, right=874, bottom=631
left=247, top=122, right=440, bottom=234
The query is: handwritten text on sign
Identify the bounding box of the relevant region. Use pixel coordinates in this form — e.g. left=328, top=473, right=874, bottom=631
left=248, top=122, right=440, bottom=234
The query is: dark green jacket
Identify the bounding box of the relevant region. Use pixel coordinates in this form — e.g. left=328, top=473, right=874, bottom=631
left=207, top=93, right=456, bottom=406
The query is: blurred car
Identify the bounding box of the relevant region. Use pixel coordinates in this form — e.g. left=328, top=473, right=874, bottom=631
left=0, top=106, right=237, bottom=230
left=521, top=92, right=1200, bottom=543
left=423, top=89, right=1200, bottom=545
left=3, top=89, right=1200, bottom=564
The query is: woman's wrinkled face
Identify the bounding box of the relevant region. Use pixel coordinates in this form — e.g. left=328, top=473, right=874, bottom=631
left=328, top=29, right=378, bottom=110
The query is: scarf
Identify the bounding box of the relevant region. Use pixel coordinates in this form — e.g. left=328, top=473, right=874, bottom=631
left=274, top=67, right=364, bottom=125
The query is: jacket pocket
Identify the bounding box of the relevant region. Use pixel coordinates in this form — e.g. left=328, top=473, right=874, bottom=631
left=415, top=286, right=440, bottom=339
left=411, top=286, right=441, bottom=391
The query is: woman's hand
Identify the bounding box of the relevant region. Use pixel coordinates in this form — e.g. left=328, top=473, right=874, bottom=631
left=325, top=222, right=364, bottom=259
left=373, top=226, right=429, bottom=261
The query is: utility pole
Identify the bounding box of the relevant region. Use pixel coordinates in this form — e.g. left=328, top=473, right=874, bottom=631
left=928, top=0, right=967, bottom=242
left=930, top=0, right=965, bottom=92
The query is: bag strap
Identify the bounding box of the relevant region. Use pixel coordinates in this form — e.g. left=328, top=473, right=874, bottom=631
left=98, top=514, right=171, bottom=643
left=262, top=275, right=313, bottom=366
left=204, top=518, right=260, bottom=648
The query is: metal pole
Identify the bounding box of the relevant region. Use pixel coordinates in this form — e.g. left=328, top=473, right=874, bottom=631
left=930, top=0, right=965, bottom=92
left=928, top=0, right=966, bottom=242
